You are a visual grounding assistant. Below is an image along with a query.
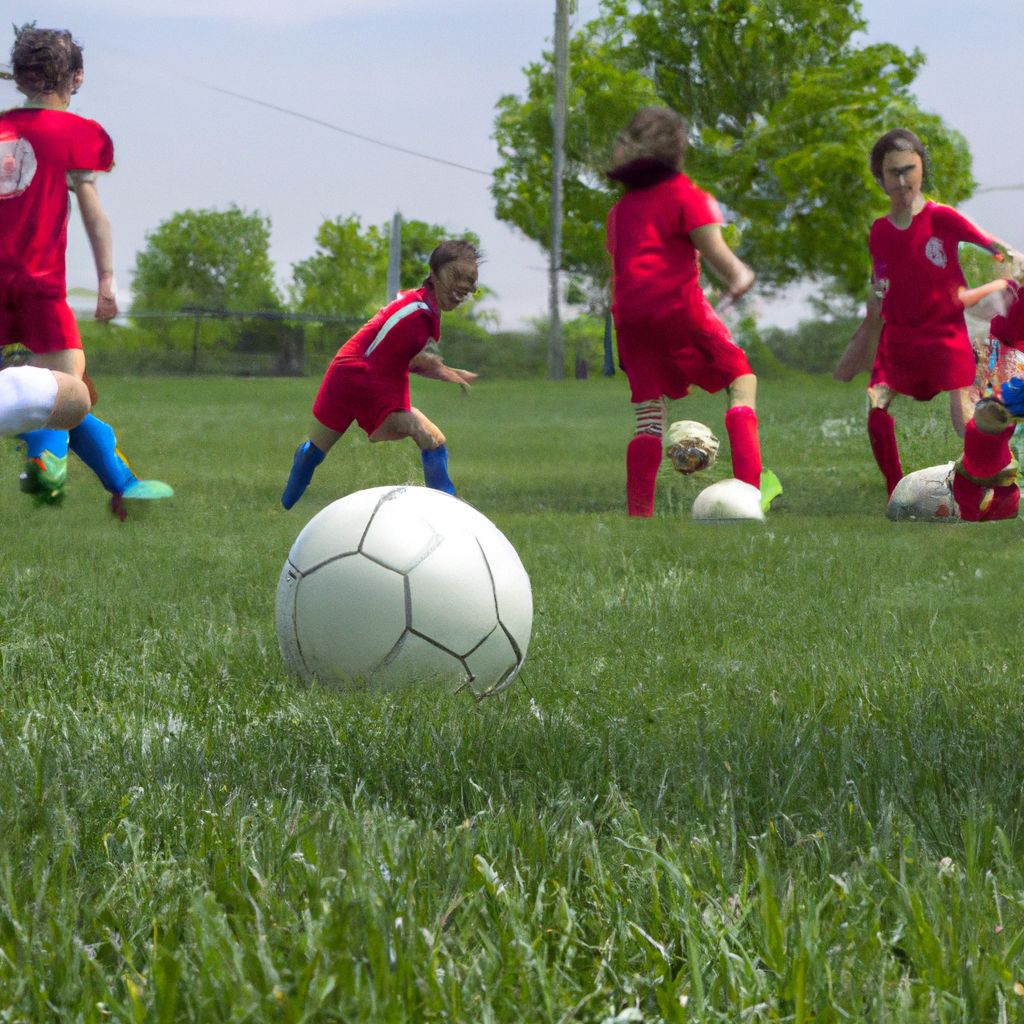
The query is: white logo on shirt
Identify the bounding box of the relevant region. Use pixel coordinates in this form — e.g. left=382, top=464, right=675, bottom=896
left=925, top=236, right=947, bottom=268
left=0, top=133, right=37, bottom=199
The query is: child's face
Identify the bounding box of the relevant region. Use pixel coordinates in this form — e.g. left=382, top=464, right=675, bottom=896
left=879, top=149, right=923, bottom=210
left=433, top=257, right=478, bottom=312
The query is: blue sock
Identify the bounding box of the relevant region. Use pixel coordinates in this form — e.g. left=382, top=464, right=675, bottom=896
left=421, top=444, right=456, bottom=495
left=68, top=414, right=137, bottom=495
left=20, top=428, right=70, bottom=461
left=282, top=440, right=325, bottom=509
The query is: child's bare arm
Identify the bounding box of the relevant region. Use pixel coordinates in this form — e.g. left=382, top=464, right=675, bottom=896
left=69, top=172, right=117, bottom=321
left=834, top=296, right=882, bottom=381
left=689, top=224, right=755, bottom=309
left=409, top=350, right=478, bottom=387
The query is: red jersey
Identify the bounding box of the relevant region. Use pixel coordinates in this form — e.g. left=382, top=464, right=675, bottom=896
left=607, top=172, right=722, bottom=324
left=333, top=286, right=441, bottom=380
left=869, top=202, right=997, bottom=399
left=0, top=107, right=114, bottom=298
left=870, top=202, right=995, bottom=335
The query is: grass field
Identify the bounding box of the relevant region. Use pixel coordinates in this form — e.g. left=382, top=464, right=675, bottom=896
left=2, top=371, right=1023, bottom=1022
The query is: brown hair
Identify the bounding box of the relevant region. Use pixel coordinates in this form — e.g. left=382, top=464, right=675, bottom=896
left=612, top=107, right=689, bottom=172
left=870, top=128, right=930, bottom=186
left=11, top=24, right=83, bottom=96
left=428, top=239, right=482, bottom=276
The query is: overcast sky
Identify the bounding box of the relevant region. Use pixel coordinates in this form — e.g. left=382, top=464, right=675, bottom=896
left=3, top=0, right=1023, bottom=329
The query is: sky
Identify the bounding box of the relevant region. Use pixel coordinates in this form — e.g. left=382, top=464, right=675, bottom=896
left=4, top=0, right=1024, bottom=330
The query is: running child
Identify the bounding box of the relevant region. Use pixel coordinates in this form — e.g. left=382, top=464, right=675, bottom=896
left=0, top=24, right=171, bottom=518
left=281, top=240, right=480, bottom=508
left=834, top=128, right=1019, bottom=498
left=605, top=106, right=771, bottom=518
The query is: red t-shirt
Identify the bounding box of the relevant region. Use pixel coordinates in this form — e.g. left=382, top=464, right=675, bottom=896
left=334, top=285, right=441, bottom=381
left=870, top=201, right=995, bottom=335
left=0, top=107, right=114, bottom=297
left=607, top=172, right=722, bottom=324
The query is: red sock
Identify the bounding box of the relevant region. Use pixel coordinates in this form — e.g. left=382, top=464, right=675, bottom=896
left=960, top=421, right=1014, bottom=478
left=626, top=433, right=662, bottom=517
left=724, top=406, right=761, bottom=487
left=867, top=407, right=903, bottom=497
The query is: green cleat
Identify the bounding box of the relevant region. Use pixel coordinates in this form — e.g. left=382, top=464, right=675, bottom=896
left=19, top=452, right=68, bottom=505
left=111, top=479, right=174, bottom=521
left=760, top=468, right=782, bottom=513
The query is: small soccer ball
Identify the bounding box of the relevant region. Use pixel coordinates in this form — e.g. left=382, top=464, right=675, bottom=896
left=886, top=463, right=959, bottom=522
left=276, top=486, right=532, bottom=697
left=691, top=478, right=764, bottom=522
left=666, top=420, right=719, bottom=474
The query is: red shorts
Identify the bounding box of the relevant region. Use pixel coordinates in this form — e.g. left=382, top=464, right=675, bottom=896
left=870, top=325, right=975, bottom=401
left=614, top=300, right=752, bottom=403
left=312, top=362, right=409, bottom=436
left=0, top=286, right=82, bottom=354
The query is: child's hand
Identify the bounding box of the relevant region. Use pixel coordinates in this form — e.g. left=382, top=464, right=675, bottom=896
left=96, top=273, right=118, bottom=321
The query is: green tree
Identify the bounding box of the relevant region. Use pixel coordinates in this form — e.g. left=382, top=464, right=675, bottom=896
left=131, top=205, right=281, bottom=314
left=492, top=0, right=975, bottom=303
left=289, top=215, right=489, bottom=322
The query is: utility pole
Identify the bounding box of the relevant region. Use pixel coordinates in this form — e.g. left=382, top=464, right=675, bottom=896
left=547, top=0, right=569, bottom=380
left=386, top=211, right=402, bottom=300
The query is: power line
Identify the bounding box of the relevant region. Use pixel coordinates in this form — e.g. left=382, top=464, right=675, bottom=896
left=184, top=76, right=492, bottom=178
left=975, top=184, right=1024, bottom=195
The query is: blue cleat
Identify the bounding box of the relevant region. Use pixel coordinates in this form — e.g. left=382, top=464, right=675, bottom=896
left=282, top=440, right=325, bottom=509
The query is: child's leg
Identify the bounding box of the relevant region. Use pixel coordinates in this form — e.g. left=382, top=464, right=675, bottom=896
left=723, top=374, right=761, bottom=488
left=68, top=413, right=136, bottom=495
left=626, top=398, right=665, bottom=517
left=948, top=386, right=974, bottom=440
left=370, top=408, right=456, bottom=495
left=954, top=419, right=1018, bottom=521
left=866, top=384, right=902, bottom=497
left=282, top=421, right=343, bottom=509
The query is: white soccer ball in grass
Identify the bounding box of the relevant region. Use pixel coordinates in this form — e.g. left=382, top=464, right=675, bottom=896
left=691, top=478, right=764, bottom=522
left=886, top=463, right=959, bottom=522
left=276, top=486, right=532, bottom=697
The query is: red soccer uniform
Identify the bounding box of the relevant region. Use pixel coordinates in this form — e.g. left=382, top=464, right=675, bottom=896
left=869, top=201, right=997, bottom=400
left=0, top=107, right=114, bottom=352
left=313, top=286, right=442, bottom=436
left=607, top=172, right=751, bottom=402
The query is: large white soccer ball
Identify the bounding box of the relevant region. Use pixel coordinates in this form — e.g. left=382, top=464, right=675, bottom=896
left=886, top=463, right=959, bottom=522
left=691, top=478, right=764, bottom=522
left=276, top=486, right=532, bottom=697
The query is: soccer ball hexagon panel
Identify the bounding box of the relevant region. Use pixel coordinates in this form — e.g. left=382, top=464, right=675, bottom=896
left=276, top=486, right=533, bottom=697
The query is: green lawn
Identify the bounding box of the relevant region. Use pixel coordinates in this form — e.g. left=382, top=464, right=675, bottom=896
left=0, top=372, right=1022, bottom=1022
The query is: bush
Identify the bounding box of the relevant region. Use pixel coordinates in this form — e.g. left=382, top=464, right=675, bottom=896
left=761, top=316, right=861, bottom=374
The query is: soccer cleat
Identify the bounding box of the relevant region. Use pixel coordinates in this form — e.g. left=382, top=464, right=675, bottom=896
left=282, top=440, right=325, bottom=509
left=110, top=479, right=174, bottom=521
left=759, top=468, right=783, bottom=513
left=19, top=452, right=68, bottom=504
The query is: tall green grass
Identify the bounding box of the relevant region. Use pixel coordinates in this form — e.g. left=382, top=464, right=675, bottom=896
left=0, top=373, right=1022, bottom=1021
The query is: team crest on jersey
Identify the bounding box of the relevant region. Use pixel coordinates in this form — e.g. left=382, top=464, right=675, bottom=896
left=925, top=236, right=947, bottom=268
left=0, top=132, right=37, bottom=199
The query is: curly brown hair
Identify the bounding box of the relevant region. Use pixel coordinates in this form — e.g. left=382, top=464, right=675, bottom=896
left=11, top=23, right=83, bottom=96
left=611, top=107, right=689, bottom=172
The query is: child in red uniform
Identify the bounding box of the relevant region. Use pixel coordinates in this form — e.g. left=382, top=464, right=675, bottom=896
left=834, top=128, right=1016, bottom=498
left=282, top=240, right=480, bottom=508
left=951, top=278, right=1024, bottom=521
left=606, top=107, right=762, bottom=517
left=0, top=24, right=171, bottom=516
